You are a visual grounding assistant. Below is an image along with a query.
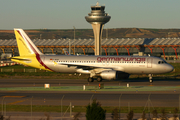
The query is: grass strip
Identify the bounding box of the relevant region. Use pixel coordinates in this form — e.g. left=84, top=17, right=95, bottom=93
left=0, top=86, right=180, bottom=92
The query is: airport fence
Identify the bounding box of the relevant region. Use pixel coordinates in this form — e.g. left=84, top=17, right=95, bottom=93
left=0, top=96, right=179, bottom=120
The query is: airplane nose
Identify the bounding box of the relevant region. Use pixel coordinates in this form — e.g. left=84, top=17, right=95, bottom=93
left=166, top=64, right=174, bottom=72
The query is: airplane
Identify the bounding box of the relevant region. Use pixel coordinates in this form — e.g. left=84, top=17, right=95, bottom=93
left=11, top=29, right=174, bottom=83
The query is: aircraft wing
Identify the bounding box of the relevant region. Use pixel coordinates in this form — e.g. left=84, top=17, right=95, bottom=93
left=58, top=62, right=107, bottom=70
left=57, top=62, right=124, bottom=72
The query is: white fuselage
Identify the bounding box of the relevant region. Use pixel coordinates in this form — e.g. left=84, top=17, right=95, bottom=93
left=41, top=55, right=174, bottom=74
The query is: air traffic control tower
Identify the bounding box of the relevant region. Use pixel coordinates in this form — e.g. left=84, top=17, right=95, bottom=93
left=85, top=2, right=111, bottom=55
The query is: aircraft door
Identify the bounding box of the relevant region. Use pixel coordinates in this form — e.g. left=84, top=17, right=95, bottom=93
left=147, top=58, right=152, bottom=68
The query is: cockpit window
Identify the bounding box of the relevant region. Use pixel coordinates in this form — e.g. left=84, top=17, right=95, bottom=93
left=158, top=61, right=167, bottom=64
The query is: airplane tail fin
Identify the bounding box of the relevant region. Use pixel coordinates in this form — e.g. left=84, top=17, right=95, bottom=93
left=14, top=29, right=43, bottom=56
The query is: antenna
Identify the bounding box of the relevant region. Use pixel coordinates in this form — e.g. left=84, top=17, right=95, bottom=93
left=96, top=1, right=99, bottom=6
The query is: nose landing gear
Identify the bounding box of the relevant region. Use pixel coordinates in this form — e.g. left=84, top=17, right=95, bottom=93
left=149, top=74, right=153, bottom=83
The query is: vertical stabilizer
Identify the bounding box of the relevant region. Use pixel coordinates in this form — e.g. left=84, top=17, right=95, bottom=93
left=14, top=29, right=43, bottom=56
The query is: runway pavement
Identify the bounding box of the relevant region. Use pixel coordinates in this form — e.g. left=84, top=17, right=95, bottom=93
left=0, top=92, right=179, bottom=107
left=0, top=78, right=180, bottom=107
left=0, top=78, right=180, bottom=87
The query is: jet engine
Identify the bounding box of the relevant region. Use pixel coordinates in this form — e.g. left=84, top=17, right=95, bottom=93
left=99, top=70, right=129, bottom=80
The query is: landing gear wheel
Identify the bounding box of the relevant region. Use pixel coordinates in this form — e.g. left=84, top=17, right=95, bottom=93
left=149, top=79, right=153, bottom=83
left=87, top=77, right=94, bottom=82
left=149, top=74, right=153, bottom=83
left=97, top=77, right=102, bottom=82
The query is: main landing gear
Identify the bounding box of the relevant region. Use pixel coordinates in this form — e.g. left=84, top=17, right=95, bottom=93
left=87, top=77, right=102, bottom=82
left=97, top=77, right=102, bottom=82
left=87, top=77, right=94, bottom=82
left=149, top=74, right=153, bottom=83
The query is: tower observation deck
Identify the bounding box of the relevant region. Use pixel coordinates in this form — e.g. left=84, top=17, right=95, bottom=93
left=85, top=2, right=111, bottom=55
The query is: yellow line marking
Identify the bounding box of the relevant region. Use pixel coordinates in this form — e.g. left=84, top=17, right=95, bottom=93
left=8, top=99, right=29, bottom=105
left=3, top=96, right=25, bottom=98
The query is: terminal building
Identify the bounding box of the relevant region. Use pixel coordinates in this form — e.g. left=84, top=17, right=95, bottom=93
left=0, top=37, right=180, bottom=60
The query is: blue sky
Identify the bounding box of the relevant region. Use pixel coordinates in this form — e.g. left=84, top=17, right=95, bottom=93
left=0, top=0, right=180, bottom=30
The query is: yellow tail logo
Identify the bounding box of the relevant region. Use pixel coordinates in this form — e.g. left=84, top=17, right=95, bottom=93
left=14, top=29, right=42, bottom=56
left=11, top=29, right=52, bottom=71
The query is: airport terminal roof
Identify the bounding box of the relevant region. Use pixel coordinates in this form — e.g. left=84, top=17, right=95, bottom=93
left=0, top=38, right=180, bottom=46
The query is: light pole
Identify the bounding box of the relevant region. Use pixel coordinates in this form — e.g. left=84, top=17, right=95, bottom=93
left=179, top=94, right=180, bottom=119
left=2, top=97, right=5, bottom=116
left=106, top=28, right=108, bottom=39
left=73, top=26, right=76, bottom=55
left=119, top=94, right=122, bottom=120
left=90, top=94, right=94, bottom=105
left=31, top=96, right=33, bottom=120
left=69, top=39, right=71, bottom=55
left=61, top=95, right=64, bottom=120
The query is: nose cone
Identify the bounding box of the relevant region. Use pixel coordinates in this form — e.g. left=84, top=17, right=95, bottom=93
left=166, top=64, right=174, bottom=73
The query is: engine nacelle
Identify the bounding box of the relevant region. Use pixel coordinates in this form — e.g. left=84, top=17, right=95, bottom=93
left=99, top=70, right=130, bottom=80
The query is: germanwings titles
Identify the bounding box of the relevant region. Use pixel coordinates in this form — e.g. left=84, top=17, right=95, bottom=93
left=11, top=29, right=174, bottom=83
left=97, top=57, right=145, bottom=62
